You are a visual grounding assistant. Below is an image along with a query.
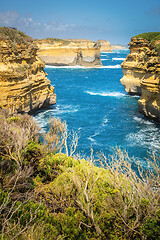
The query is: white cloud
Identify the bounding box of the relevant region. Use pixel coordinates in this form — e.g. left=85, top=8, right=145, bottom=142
left=0, top=10, right=110, bottom=41
left=0, top=11, right=20, bottom=26
left=0, top=10, right=77, bottom=38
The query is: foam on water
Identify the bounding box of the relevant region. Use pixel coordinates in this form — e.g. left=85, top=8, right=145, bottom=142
left=45, top=64, right=121, bottom=69
left=112, top=57, right=126, bottom=61
left=126, top=123, right=160, bottom=150
left=103, top=117, right=108, bottom=124
left=88, top=136, right=97, bottom=144
left=102, top=65, right=121, bottom=68
left=34, top=104, right=79, bottom=130
left=102, top=117, right=108, bottom=127
left=101, top=52, right=113, bottom=54
left=88, top=131, right=101, bottom=146
left=34, top=49, right=160, bottom=162
left=85, top=90, right=126, bottom=97
left=133, top=116, right=153, bottom=125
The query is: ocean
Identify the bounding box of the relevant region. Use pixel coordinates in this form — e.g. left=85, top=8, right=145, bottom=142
left=34, top=50, right=160, bottom=164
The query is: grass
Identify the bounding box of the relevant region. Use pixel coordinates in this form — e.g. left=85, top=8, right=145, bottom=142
left=35, top=38, right=70, bottom=46
left=133, top=32, right=160, bottom=44
left=133, top=32, right=160, bottom=55
left=0, top=27, right=33, bottom=45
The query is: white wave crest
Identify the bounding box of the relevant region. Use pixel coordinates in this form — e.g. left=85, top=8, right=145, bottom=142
left=88, top=136, right=97, bottom=144
left=45, top=64, right=121, bottom=69
left=112, top=58, right=126, bottom=61
left=101, top=59, right=109, bottom=61
left=133, top=116, right=153, bottom=125
left=85, top=91, right=126, bottom=97
left=101, top=52, right=113, bottom=54
left=33, top=104, right=79, bottom=130
left=101, top=65, right=121, bottom=69
left=126, top=126, right=160, bottom=150
left=102, top=117, right=108, bottom=127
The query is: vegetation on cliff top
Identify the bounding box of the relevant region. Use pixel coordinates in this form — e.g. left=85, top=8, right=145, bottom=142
left=133, top=32, right=160, bottom=55
left=133, top=32, right=160, bottom=43
left=0, top=108, right=159, bottom=240
left=35, top=38, right=70, bottom=46
left=0, top=27, right=33, bottom=45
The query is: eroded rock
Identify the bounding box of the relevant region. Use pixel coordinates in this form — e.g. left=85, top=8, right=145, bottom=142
left=0, top=27, right=56, bottom=114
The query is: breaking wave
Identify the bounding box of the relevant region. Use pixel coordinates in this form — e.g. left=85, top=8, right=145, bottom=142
left=45, top=64, right=121, bottom=69
left=112, top=57, right=126, bottom=61
left=85, top=91, right=126, bottom=97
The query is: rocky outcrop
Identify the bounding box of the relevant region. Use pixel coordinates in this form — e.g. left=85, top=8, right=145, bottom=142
left=97, top=40, right=112, bottom=52
left=0, top=27, right=56, bottom=114
left=120, top=33, right=160, bottom=120
left=36, top=39, right=102, bottom=67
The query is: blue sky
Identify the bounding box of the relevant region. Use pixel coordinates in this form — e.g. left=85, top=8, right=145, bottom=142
left=0, top=0, right=160, bottom=44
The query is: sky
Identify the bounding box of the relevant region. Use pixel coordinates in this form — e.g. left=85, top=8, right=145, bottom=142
left=0, top=0, right=160, bottom=44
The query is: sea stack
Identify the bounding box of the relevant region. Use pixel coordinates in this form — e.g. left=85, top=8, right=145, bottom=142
left=0, top=27, right=56, bottom=114
left=36, top=38, right=102, bottom=67
left=120, top=33, right=160, bottom=120
left=97, top=40, right=112, bottom=52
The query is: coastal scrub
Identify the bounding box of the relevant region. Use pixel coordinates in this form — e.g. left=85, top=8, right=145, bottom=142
left=0, top=109, right=159, bottom=239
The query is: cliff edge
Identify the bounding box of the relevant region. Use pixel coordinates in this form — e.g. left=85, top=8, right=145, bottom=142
left=120, top=32, right=160, bottom=120
left=36, top=38, right=102, bottom=67
left=0, top=27, right=56, bottom=114
left=97, top=40, right=112, bottom=52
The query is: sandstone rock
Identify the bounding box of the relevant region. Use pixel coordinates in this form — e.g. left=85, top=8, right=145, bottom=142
left=0, top=27, right=56, bottom=114
left=96, top=40, right=112, bottom=52
left=36, top=38, right=102, bottom=67
left=120, top=34, right=160, bottom=120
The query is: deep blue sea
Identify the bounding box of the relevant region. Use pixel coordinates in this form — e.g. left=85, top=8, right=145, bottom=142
left=34, top=50, right=160, bottom=164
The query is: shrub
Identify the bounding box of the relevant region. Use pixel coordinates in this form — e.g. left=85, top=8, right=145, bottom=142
left=0, top=27, right=33, bottom=45
left=133, top=32, right=160, bottom=43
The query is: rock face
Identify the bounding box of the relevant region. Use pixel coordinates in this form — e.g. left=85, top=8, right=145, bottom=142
left=36, top=39, right=102, bottom=67
left=121, top=33, right=160, bottom=120
left=97, top=40, right=112, bottom=52
left=0, top=27, right=56, bottom=114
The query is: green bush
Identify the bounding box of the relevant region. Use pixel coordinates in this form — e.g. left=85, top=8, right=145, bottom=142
left=133, top=32, right=160, bottom=43
left=0, top=27, right=32, bottom=45
left=142, top=209, right=160, bottom=239
left=0, top=112, right=160, bottom=239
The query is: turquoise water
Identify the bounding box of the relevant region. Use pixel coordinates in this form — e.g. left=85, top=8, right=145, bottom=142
left=34, top=50, right=160, bottom=162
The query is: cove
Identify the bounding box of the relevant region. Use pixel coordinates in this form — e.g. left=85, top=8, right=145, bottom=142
left=34, top=50, right=160, bottom=164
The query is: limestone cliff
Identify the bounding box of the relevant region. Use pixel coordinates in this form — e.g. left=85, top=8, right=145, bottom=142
left=36, top=38, right=102, bottom=67
left=120, top=33, right=160, bottom=120
left=0, top=27, right=56, bottom=114
left=97, top=40, right=112, bottom=52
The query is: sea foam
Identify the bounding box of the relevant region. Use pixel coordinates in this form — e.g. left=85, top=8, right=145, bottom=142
left=85, top=91, right=126, bottom=97
left=45, top=64, right=121, bottom=69
left=112, top=58, right=126, bottom=61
